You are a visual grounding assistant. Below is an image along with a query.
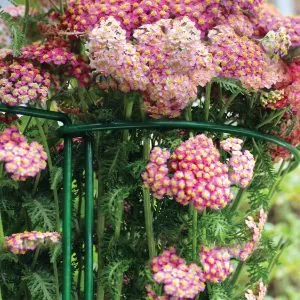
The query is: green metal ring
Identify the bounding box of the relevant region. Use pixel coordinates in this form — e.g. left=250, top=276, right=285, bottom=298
left=57, top=120, right=300, bottom=171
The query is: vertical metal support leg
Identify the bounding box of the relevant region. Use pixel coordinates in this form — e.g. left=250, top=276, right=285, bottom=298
left=63, top=137, right=73, bottom=300
left=85, top=138, right=94, bottom=300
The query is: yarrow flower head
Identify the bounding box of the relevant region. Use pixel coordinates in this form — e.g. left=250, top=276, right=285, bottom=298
left=20, top=38, right=91, bottom=86
left=199, top=246, right=235, bottom=283
left=208, top=25, right=285, bottom=90
left=0, top=127, right=47, bottom=181
left=88, top=16, right=215, bottom=118
left=245, top=279, right=268, bottom=300
left=142, top=134, right=236, bottom=211
left=221, top=138, right=255, bottom=188
left=5, top=231, right=61, bottom=255
left=0, top=53, right=50, bottom=106
left=151, top=248, right=206, bottom=299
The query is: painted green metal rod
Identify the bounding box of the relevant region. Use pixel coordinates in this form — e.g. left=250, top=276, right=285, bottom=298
left=63, top=138, right=73, bottom=300
left=57, top=121, right=300, bottom=170
left=0, top=104, right=71, bottom=124
left=84, top=138, right=94, bottom=300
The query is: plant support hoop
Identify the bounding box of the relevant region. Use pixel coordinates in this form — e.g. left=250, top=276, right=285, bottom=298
left=1, top=104, right=299, bottom=300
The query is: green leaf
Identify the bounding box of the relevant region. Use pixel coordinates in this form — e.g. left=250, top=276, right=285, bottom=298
left=213, top=77, right=250, bottom=96
left=0, top=10, right=24, bottom=56
left=23, top=270, right=56, bottom=300
left=50, top=167, right=63, bottom=190
left=23, top=196, right=56, bottom=231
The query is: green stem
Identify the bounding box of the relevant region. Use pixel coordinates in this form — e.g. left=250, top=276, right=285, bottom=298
left=22, top=0, right=30, bottom=34
left=230, top=188, right=246, bottom=212
left=229, top=261, right=244, bottom=287
left=35, top=119, right=60, bottom=300
left=143, top=137, right=156, bottom=259
left=0, top=212, right=4, bottom=251
left=204, top=82, right=212, bottom=121
left=114, top=95, right=134, bottom=241
left=218, top=92, right=239, bottom=121
left=192, top=207, right=198, bottom=260
left=115, top=274, right=124, bottom=300
left=59, top=0, right=64, bottom=14
left=256, top=108, right=288, bottom=129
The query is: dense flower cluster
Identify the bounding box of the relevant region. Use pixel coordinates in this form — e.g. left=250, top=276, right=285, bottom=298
left=143, top=135, right=238, bottom=211
left=245, top=279, right=268, bottom=300
left=0, top=54, right=51, bottom=106
left=199, top=246, right=235, bottom=283
left=0, top=127, right=47, bottom=181
left=221, top=138, right=255, bottom=188
left=143, top=135, right=255, bottom=211
left=88, top=16, right=215, bottom=118
left=151, top=248, right=206, bottom=299
left=60, top=0, right=264, bottom=37
left=20, top=38, right=91, bottom=86
left=257, top=5, right=300, bottom=47
left=208, top=25, right=284, bottom=89
left=5, top=231, right=61, bottom=254
left=260, top=90, right=287, bottom=110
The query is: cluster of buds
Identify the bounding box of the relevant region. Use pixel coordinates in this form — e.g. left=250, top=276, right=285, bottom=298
left=221, top=138, right=255, bottom=188
left=143, top=135, right=256, bottom=211
left=0, top=127, right=47, bottom=181
left=199, top=246, right=235, bottom=283
left=151, top=248, right=206, bottom=299
left=261, top=90, right=288, bottom=110
left=245, top=279, right=268, bottom=300
left=0, top=54, right=50, bottom=106
left=5, top=231, right=61, bottom=254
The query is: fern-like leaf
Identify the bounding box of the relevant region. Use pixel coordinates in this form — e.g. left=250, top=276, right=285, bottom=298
left=23, top=270, right=56, bottom=300
left=23, top=196, right=56, bottom=231
left=213, top=77, right=250, bottom=95
left=0, top=10, right=24, bottom=56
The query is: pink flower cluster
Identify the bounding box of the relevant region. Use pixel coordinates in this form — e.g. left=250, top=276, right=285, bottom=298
left=60, top=0, right=264, bottom=38
left=143, top=135, right=255, bottom=211
left=232, top=208, right=268, bottom=262
left=245, top=279, right=268, bottom=300
left=199, top=246, right=235, bottom=283
left=151, top=248, right=205, bottom=299
left=0, top=127, right=47, bottom=181
left=256, top=5, right=300, bottom=47
left=208, top=25, right=285, bottom=90
left=88, top=16, right=215, bottom=118
left=5, top=231, right=61, bottom=255
left=221, top=138, right=255, bottom=188
left=142, top=147, right=171, bottom=199
left=20, top=38, right=91, bottom=86
left=0, top=55, right=50, bottom=106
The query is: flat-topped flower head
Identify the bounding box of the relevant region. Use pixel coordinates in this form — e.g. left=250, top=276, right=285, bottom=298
left=151, top=248, right=205, bottom=299
left=5, top=231, right=61, bottom=255
left=260, top=90, right=288, bottom=110
left=0, top=127, right=47, bottom=181
left=208, top=25, right=285, bottom=90
left=0, top=56, right=51, bottom=107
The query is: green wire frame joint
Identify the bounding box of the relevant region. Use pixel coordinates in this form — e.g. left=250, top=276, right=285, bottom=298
left=0, top=103, right=299, bottom=300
